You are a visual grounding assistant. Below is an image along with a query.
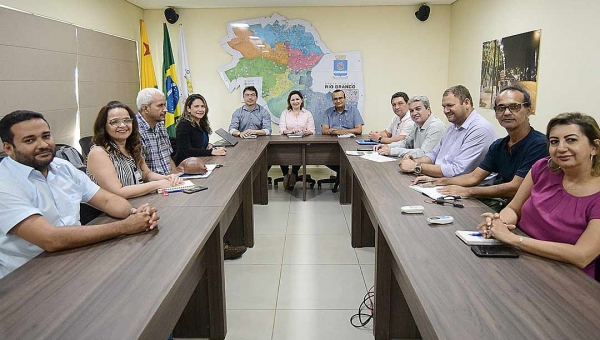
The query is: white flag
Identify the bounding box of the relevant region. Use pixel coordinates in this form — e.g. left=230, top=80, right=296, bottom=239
left=177, top=24, right=194, bottom=107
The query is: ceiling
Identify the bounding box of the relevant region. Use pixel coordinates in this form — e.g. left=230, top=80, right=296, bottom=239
left=125, top=0, right=456, bottom=10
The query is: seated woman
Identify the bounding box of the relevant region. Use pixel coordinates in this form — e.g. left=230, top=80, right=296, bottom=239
left=174, top=93, right=226, bottom=166
left=87, top=101, right=182, bottom=198
left=278, top=90, right=315, bottom=190
left=478, top=112, right=600, bottom=279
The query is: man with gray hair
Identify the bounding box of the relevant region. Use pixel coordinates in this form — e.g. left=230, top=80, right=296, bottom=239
left=374, top=95, right=446, bottom=158
left=135, top=88, right=176, bottom=175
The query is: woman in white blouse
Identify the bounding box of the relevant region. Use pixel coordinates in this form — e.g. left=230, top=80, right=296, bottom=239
left=279, top=90, right=315, bottom=190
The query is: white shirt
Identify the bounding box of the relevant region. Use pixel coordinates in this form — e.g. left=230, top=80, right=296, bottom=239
left=386, top=112, right=414, bottom=138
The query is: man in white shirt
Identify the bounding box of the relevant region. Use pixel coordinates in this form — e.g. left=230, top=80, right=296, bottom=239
left=368, top=92, right=414, bottom=144
left=0, top=110, right=159, bottom=279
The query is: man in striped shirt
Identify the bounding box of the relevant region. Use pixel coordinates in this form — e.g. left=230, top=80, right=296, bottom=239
left=135, top=88, right=176, bottom=175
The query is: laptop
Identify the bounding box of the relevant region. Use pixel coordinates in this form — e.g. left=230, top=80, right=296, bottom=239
left=213, top=128, right=238, bottom=147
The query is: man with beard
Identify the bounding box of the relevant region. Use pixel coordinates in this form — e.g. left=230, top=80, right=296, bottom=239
left=0, top=110, right=160, bottom=279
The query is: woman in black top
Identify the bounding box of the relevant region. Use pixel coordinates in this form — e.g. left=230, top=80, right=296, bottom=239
left=174, top=94, right=226, bottom=165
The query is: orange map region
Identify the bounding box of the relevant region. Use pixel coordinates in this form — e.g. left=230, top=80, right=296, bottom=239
left=288, top=47, right=323, bottom=73
left=227, top=28, right=289, bottom=66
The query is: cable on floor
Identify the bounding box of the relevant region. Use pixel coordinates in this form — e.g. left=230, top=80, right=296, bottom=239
left=350, top=285, right=375, bottom=328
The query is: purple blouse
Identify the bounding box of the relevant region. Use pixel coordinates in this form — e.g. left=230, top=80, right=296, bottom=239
left=519, top=158, right=600, bottom=278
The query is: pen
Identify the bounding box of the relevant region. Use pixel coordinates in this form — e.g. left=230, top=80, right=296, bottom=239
left=470, top=232, right=482, bottom=237
left=417, top=179, right=435, bottom=184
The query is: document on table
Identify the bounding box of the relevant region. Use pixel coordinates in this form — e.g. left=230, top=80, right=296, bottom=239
left=346, top=150, right=373, bottom=156
left=360, top=153, right=396, bottom=162
left=337, top=133, right=356, bottom=138
left=408, top=185, right=445, bottom=199
left=179, top=164, right=218, bottom=179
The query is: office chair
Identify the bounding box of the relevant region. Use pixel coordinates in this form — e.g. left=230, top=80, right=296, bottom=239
left=317, top=166, right=339, bottom=192
left=273, top=170, right=316, bottom=189
left=79, top=136, right=93, bottom=158
left=55, top=143, right=87, bottom=172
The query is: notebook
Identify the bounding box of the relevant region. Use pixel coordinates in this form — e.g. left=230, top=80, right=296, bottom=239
left=179, top=164, right=219, bottom=179
left=408, top=185, right=445, bottom=200
left=356, top=139, right=379, bottom=145
left=455, top=230, right=503, bottom=246
left=287, top=132, right=304, bottom=138
left=337, top=133, right=356, bottom=138
left=157, top=180, right=195, bottom=194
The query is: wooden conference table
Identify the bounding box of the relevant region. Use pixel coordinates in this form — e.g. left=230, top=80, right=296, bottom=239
left=337, top=139, right=600, bottom=339
left=1, top=135, right=599, bottom=340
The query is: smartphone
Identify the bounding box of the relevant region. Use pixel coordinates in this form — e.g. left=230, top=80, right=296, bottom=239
left=183, top=186, right=208, bottom=194
left=471, top=245, right=519, bottom=258
left=357, top=146, right=373, bottom=151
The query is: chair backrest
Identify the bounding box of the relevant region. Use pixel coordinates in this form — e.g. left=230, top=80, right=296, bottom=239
left=169, top=136, right=177, bottom=156
left=55, top=144, right=86, bottom=172
left=79, top=136, right=93, bottom=158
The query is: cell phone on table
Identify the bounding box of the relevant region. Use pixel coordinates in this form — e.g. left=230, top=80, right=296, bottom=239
left=471, top=245, right=519, bottom=258
left=183, top=186, right=208, bottom=194
left=357, top=146, right=373, bottom=151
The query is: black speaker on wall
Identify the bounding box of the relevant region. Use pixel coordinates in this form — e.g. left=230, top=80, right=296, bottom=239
left=415, top=4, right=430, bottom=22
left=165, top=8, right=179, bottom=24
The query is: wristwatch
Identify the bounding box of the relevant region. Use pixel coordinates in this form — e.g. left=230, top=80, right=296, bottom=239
left=378, top=136, right=383, bottom=142
left=414, top=162, right=422, bottom=174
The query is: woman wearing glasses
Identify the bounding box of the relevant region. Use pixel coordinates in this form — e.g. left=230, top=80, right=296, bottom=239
left=87, top=101, right=182, bottom=198
left=174, top=93, right=226, bottom=166
left=478, top=112, right=600, bottom=279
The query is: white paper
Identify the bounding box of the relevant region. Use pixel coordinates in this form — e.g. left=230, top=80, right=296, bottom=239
left=346, top=151, right=372, bottom=156
left=337, top=133, right=356, bottom=138
left=408, top=185, right=445, bottom=199
left=360, top=153, right=396, bottom=162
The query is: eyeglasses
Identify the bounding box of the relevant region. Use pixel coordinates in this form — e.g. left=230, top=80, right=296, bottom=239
left=244, top=93, right=257, bottom=98
left=108, top=118, right=133, bottom=126
left=494, top=103, right=529, bottom=114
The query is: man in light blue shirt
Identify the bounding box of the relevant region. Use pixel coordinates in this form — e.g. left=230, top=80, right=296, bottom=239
left=321, top=89, right=364, bottom=135
left=229, top=86, right=271, bottom=138
left=0, top=111, right=159, bottom=279
left=400, top=85, right=497, bottom=177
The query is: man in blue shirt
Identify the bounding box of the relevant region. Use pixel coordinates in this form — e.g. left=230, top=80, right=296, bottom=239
left=414, top=85, right=549, bottom=211
left=229, top=86, right=271, bottom=138
left=321, top=89, right=364, bottom=191
left=0, top=110, right=159, bottom=278
left=321, top=89, right=364, bottom=136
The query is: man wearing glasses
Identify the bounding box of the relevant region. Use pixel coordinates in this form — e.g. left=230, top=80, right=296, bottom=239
left=414, top=85, right=548, bottom=212
left=321, top=89, right=364, bottom=136
left=229, top=86, right=271, bottom=138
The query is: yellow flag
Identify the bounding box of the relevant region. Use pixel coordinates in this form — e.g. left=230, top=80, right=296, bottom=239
left=140, top=20, right=158, bottom=89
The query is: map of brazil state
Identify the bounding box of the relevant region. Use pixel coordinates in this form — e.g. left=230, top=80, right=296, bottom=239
left=218, top=13, right=364, bottom=134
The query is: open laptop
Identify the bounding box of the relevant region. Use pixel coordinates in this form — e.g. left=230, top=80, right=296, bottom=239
left=213, top=128, right=238, bottom=147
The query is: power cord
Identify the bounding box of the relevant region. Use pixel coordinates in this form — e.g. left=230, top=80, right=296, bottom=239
left=350, top=285, right=375, bottom=328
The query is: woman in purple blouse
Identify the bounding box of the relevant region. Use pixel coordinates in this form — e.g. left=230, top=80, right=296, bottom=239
left=478, top=112, right=600, bottom=279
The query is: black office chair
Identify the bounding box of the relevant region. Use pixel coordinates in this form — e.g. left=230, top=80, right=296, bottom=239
left=273, top=169, right=316, bottom=189
left=79, top=136, right=93, bottom=158
left=55, top=143, right=87, bottom=172
left=317, top=165, right=339, bottom=192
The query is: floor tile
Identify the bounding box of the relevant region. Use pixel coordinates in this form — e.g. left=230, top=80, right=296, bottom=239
left=224, top=310, right=275, bottom=340
left=277, top=265, right=367, bottom=309
left=227, top=235, right=285, bottom=265
left=361, top=264, right=375, bottom=290
left=286, top=212, right=348, bottom=235
left=283, top=234, right=357, bottom=264
left=355, top=247, right=375, bottom=265
left=224, top=265, right=281, bottom=309
left=289, top=200, right=342, bottom=214
left=254, top=201, right=290, bottom=215
left=254, top=211, right=289, bottom=235
left=290, top=188, right=338, bottom=202
left=272, top=310, right=374, bottom=340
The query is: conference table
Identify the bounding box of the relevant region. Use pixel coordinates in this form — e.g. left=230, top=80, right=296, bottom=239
left=0, top=135, right=599, bottom=340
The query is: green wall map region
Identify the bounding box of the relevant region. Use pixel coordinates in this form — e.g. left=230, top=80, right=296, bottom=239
left=224, top=57, right=287, bottom=98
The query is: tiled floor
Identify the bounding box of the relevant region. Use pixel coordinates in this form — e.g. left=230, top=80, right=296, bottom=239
left=179, top=168, right=376, bottom=340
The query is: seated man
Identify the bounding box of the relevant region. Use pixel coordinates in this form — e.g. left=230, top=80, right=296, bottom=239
left=229, top=86, right=271, bottom=138
left=0, top=110, right=159, bottom=279
left=399, top=85, right=497, bottom=178
left=321, top=89, right=364, bottom=191
left=136, top=87, right=176, bottom=175
left=374, top=95, right=446, bottom=158
left=414, top=85, right=549, bottom=212
left=368, top=91, right=414, bottom=144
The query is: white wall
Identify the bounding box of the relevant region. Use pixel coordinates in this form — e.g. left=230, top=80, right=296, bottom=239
left=0, top=0, right=143, bottom=40
left=448, top=0, right=600, bottom=136
left=143, top=5, right=452, bottom=140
